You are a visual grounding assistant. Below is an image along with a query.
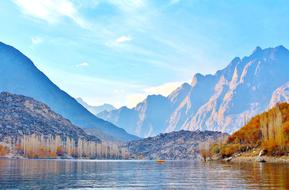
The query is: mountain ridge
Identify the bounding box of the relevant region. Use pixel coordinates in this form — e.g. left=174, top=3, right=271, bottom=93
left=0, top=41, right=138, bottom=142
left=98, top=45, right=289, bottom=137
left=76, top=97, right=115, bottom=115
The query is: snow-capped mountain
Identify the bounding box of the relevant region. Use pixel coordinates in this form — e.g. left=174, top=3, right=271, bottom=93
left=98, top=46, right=289, bottom=137
left=0, top=42, right=138, bottom=141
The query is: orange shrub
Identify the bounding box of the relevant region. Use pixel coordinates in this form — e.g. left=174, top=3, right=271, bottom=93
left=56, top=146, right=65, bottom=156
left=262, top=141, right=278, bottom=154
left=222, top=103, right=289, bottom=156
left=200, top=149, right=212, bottom=161
left=27, top=150, right=38, bottom=159
left=38, top=147, right=49, bottom=158
left=48, top=150, right=57, bottom=158
left=227, top=116, right=261, bottom=145
left=209, top=143, right=221, bottom=155
left=0, top=145, right=9, bottom=156
left=15, top=144, right=23, bottom=154
left=220, top=144, right=240, bottom=157
left=283, top=121, right=289, bottom=134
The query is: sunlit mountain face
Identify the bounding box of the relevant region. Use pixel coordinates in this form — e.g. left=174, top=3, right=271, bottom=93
left=99, top=46, right=289, bottom=137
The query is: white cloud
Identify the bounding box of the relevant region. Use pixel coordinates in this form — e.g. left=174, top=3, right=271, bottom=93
left=14, top=0, right=89, bottom=28
left=31, top=36, right=43, bottom=45
left=125, top=81, right=186, bottom=108
left=107, top=0, right=146, bottom=13
left=76, top=62, right=89, bottom=67
left=115, top=35, right=132, bottom=44
left=169, top=0, right=181, bottom=5
left=126, top=93, right=146, bottom=108
left=143, top=81, right=184, bottom=96
left=106, top=35, right=132, bottom=47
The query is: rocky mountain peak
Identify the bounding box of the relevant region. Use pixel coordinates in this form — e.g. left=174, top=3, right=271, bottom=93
left=252, top=46, right=262, bottom=55
left=99, top=45, right=289, bottom=137
left=247, top=45, right=289, bottom=61
left=168, top=83, right=192, bottom=103
left=274, top=45, right=289, bottom=53
left=191, top=73, right=204, bottom=87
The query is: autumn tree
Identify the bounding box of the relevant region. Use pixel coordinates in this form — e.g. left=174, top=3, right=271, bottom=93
left=260, top=106, right=285, bottom=152
left=0, top=144, right=9, bottom=156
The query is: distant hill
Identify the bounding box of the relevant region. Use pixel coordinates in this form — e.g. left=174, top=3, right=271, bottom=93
left=76, top=97, right=115, bottom=115
left=98, top=95, right=171, bottom=137
left=0, top=92, right=99, bottom=143
left=125, top=130, right=227, bottom=160
left=99, top=46, right=289, bottom=137
left=0, top=42, right=138, bottom=142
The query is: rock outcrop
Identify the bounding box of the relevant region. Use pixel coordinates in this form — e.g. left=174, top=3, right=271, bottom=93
left=125, top=130, right=227, bottom=160
left=0, top=92, right=99, bottom=143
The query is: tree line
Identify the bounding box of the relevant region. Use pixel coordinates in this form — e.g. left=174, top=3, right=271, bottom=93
left=200, top=102, right=289, bottom=160
left=0, top=134, right=129, bottom=159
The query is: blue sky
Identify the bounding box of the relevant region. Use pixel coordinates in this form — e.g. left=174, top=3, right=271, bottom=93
left=1, top=0, right=289, bottom=108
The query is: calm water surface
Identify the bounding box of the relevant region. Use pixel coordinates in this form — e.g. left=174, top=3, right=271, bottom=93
left=0, top=159, right=288, bottom=189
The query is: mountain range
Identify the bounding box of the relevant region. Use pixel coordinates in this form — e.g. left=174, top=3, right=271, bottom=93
left=98, top=46, right=289, bottom=138
left=0, top=42, right=138, bottom=142
left=76, top=97, right=115, bottom=115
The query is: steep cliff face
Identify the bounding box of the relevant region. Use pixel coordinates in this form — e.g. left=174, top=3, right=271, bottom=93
left=134, top=95, right=173, bottom=137
left=269, top=82, right=289, bottom=108
left=98, top=95, right=172, bottom=137
left=99, top=46, right=289, bottom=137
left=183, top=46, right=289, bottom=132
left=97, top=106, right=139, bottom=137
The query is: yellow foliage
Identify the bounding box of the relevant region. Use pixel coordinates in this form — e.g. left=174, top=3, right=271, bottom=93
left=3, top=134, right=127, bottom=159
left=56, top=146, right=64, bottom=156
left=217, top=103, right=289, bottom=156
left=200, top=149, right=212, bottom=161
left=0, top=145, right=9, bottom=156
left=220, top=144, right=240, bottom=157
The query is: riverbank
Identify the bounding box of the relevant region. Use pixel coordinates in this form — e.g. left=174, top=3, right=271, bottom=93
left=206, top=147, right=289, bottom=164
left=220, top=149, right=289, bottom=164
left=230, top=155, right=289, bottom=164
left=0, top=153, right=125, bottom=160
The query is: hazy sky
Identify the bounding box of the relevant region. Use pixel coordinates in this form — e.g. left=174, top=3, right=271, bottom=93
left=1, top=0, right=289, bottom=108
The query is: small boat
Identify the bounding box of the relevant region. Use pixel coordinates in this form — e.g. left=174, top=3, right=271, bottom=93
left=155, top=160, right=166, bottom=164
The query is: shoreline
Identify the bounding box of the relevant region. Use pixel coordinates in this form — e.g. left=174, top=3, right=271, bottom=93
left=228, top=155, right=289, bottom=164
left=2, top=154, right=289, bottom=164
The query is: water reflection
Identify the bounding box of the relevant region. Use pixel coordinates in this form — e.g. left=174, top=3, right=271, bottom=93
left=0, top=159, right=288, bottom=189
left=225, top=162, right=289, bottom=189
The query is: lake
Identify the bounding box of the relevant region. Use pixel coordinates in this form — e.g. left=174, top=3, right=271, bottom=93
left=0, top=159, right=288, bottom=189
